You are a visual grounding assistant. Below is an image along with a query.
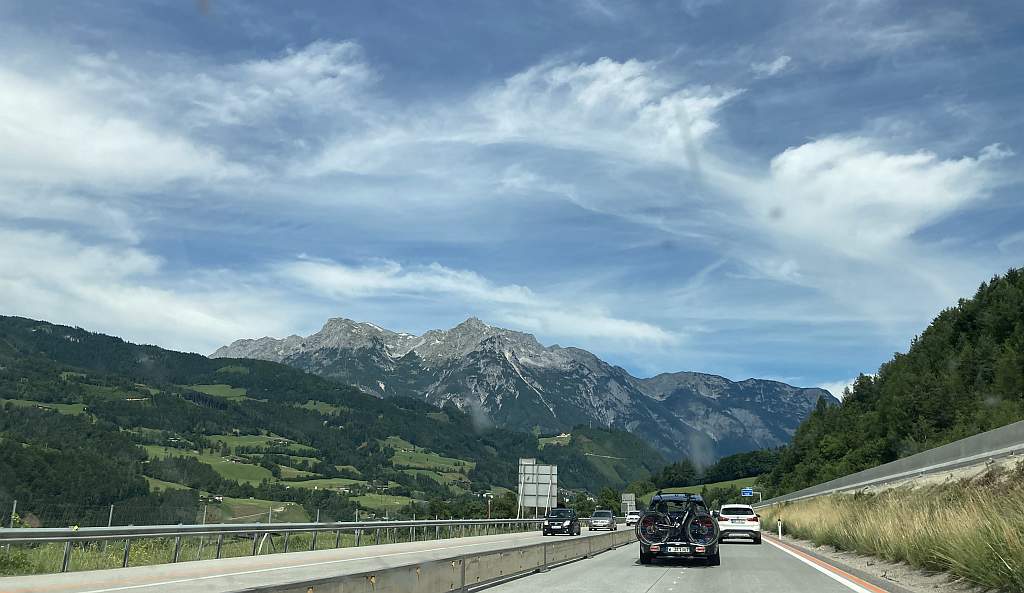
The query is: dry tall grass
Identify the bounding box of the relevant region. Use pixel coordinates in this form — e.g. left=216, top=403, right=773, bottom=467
left=760, top=463, right=1024, bottom=592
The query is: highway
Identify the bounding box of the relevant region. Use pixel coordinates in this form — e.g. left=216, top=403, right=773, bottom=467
left=0, top=529, right=899, bottom=593
left=487, top=538, right=890, bottom=593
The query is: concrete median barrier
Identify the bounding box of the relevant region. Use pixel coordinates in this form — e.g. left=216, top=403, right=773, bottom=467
left=243, top=530, right=636, bottom=593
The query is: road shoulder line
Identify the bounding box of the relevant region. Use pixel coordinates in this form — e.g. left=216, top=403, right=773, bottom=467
left=763, top=534, right=892, bottom=593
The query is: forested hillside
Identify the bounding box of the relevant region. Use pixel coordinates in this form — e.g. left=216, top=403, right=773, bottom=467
left=763, top=268, right=1024, bottom=493
left=0, top=316, right=662, bottom=526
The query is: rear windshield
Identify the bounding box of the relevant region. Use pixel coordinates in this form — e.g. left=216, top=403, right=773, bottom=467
left=593, top=511, right=613, bottom=517
left=721, top=507, right=754, bottom=515
left=627, top=511, right=641, bottom=515
left=652, top=499, right=706, bottom=514
left=548, top=508, right=572, bottom=518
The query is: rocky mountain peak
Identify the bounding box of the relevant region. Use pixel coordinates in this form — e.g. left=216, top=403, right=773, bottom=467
left=212, top=314, right=837, bottom=460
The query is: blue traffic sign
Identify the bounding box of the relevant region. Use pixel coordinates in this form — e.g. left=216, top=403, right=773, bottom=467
left=741, top=488, right=754, bottom=497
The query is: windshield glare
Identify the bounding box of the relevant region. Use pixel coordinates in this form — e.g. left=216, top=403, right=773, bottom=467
left=548, top=509, right=572, bottom=518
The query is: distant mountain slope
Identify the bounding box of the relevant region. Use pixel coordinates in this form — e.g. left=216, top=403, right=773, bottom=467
left=763, top=268, right=1024, bottom=494
left=0, top=316, right=664, bottom=527
left=214, top=317, right=836, bottom=461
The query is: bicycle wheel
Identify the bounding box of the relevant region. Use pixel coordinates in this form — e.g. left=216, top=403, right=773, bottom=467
left=684, top=512, right=719, bottom=546
left=636, top=512, right=671, bottom=545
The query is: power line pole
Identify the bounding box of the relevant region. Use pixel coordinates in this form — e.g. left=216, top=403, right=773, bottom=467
left=5, top=500, right=15, bottom=554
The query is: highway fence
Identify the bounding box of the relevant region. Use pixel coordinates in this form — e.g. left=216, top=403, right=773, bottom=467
left=755, top=418, right=1024, bottom=508
left=0, top=518, right=541, bottom=575
left=0, top=515, right=626, bottom=576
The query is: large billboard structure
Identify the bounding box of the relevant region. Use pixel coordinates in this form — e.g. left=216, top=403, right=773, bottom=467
left=621, top=493, right=636, bottom=515
left=517, top=458, right=557, bottom=518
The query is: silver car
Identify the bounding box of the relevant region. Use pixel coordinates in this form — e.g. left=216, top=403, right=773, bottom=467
left=589, top=509, right=617, bottom=530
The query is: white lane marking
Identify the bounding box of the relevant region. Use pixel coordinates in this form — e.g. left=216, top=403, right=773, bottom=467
left=763, top=538, right=875, bottom=593
left=71, top=534, right=533, bottom=593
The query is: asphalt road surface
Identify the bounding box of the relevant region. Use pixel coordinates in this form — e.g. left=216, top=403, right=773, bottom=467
left=486, top=538, right=888, bottom=593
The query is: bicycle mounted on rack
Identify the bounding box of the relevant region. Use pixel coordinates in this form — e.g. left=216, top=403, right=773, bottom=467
left=636, top=492, right=720, bottom=565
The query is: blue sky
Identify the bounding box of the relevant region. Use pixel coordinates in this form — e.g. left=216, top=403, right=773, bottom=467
left=1, top=0, right=1022, bottom=394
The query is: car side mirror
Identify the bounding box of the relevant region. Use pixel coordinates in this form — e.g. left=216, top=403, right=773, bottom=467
left=711, top=511, right=719, bottom=518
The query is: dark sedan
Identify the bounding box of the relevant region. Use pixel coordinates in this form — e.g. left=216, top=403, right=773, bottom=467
left=543, top=508, right=581, bottom=536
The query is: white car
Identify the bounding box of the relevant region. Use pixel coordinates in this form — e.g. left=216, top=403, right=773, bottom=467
left=716, top=504, right=761, bottom=544
left=625, top=510, right=641, bottom=526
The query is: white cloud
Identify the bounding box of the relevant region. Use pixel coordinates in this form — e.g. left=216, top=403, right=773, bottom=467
left=0, top=30, right=1016, bottom=384
left=751, top=55, right=791, bottom=77
left=275, top=257, right=677, bottom=346
left=499, top=309, right=676, bottom=345
left=184, top=40, right=375, bottom=126
left=304, top=57, right=742, bottom=177
left=753, top=137, right=1010, bottom=258
left=277, top=258, right=536, bottom=306
left=0, top=191, right=140, bottom=243
left=818, top=378, right=855, bottom=400
left=0, top=228, right=302, bottom=353
left=0, top=68, right=245, bottom=189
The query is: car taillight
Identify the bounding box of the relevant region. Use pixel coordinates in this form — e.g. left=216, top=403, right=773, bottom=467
left=747, top=516, right=759, bottom=522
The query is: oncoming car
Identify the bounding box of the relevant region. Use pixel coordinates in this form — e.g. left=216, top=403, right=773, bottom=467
left=716, top=504, right=761, bottom=544
left=589, top=509, right=617, bottom=530
left=542, top=507, right=581, bottom=536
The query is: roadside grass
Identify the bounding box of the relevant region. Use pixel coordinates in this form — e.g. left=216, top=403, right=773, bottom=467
left=759, top=464, right=1024, bottom=593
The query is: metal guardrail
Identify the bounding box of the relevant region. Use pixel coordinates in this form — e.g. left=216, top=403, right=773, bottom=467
left=755, top=419, right=1024, bottom=508
left=0, top=518, right=544, bottom=573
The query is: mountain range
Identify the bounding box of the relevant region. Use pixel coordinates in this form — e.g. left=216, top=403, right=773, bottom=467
left=213, top=317, right=838, bottom=462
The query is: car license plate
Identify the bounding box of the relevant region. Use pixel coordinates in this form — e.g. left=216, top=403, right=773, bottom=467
left=666, top=546, right=690, bottom=553
left=730, top=519, right=745, bottom=524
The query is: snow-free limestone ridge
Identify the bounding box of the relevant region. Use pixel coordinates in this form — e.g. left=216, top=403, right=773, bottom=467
left=212, top=317, right=837, bottom=462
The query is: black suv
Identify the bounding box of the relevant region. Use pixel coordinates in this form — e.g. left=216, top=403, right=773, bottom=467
left=542, top=507, right=581, bottom=536
left=637, top=493, right=720, bottom=566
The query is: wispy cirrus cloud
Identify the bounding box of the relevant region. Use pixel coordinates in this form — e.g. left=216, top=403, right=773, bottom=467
left=0, top=0, right=1020, bottom=387
left=751, top=55, right=791, bottom=77
left=276, top=257, right=678, bottom=345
